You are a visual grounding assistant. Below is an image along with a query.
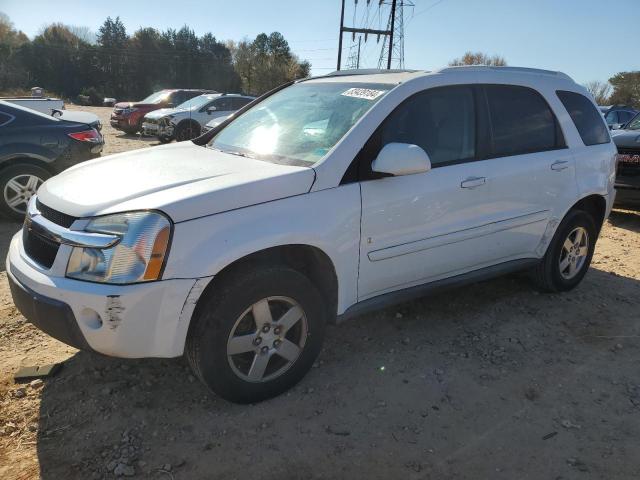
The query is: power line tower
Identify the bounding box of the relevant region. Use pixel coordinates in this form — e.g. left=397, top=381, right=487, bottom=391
left=337, top=0, right=394, bottom=70
left=378, top=0, right=413, bottom=69
left=345, top=35, right=362, bottom=69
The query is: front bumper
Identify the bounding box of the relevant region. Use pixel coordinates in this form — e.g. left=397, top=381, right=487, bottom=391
left=7, top=231, right=207, bottom=358
left=142, top=121, right=174, bottom=138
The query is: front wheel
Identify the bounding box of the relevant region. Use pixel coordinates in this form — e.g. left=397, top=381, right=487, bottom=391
left=175, top=122, right=200, bottom=142
left=532, top=209, right=597, bottom=292
left=158, top=135, right=173, bottom=144
left=0, top=165, right=50, bottom=221
left=186, top=265, right=326, bottom=403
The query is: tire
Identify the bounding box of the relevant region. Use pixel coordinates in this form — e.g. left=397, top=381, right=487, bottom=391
left=186, top=265, right=326, bottom=403
left=175, top=122, right=200, bottom=142
left=158, top=135, right=173, bottom=144
left=0, top=164, right=51, bottom=221
left=532, top=209, right=598, bottom=292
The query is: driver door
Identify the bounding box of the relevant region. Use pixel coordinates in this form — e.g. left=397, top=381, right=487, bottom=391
left=358, top=85, right=499, bottom=300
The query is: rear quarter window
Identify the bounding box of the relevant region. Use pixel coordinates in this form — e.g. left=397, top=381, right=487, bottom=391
left=556, top=90, right=610, bottom=146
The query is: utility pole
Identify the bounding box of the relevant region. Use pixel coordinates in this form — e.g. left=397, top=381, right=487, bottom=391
left=345, top=35, right=362, bottom=70
left=337, top=0, right=395, bottom=70
left=386, top=0, right=397, bottom=69
left=337, top=0, right=346, bottom=70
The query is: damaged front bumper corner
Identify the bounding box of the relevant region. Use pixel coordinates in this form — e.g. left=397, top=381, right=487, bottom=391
left=7, top=232, right=211, bottom=358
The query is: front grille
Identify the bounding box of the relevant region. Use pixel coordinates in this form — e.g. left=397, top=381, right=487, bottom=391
left=36, top=199, right=77, bottom=228
left=617, top=147, right=640, bottom=156
left=23, top=227, right=59, bottom=269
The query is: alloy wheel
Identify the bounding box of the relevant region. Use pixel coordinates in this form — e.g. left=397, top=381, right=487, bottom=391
left=226, top=296, right=308, bottom=383
left=559, top=226, right=589, bottom=280
left=3, top=174, right=42, bottom=215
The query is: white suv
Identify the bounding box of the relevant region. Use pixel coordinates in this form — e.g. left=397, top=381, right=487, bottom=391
left=8, top=67, right=616, bottom=403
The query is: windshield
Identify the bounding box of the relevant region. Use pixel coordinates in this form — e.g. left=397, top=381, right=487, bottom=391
left=626, top=113, right=640, bottom=130
left=141, top=90, right=171, bottom=104
left=209, top=82, right=391, bottom=166
left=176, top=94, right=218, bottom=110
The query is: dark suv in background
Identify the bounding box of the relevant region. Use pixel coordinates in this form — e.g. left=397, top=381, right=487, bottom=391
left=110, top=89, right=215, bottom=134
left=611, top=112, right=640, bottom=206
left=602, top=105, right=638, bottom=130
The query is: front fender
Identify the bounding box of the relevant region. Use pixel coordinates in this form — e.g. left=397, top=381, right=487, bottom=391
left=163, top=184, right=362, bottom=314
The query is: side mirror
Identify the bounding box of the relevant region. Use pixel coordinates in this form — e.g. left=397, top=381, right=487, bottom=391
left=207, top=106, right=217, bottom=114
left=610, top=123, right=622, bottom=130
left=372, top=143, right=431, bottom=176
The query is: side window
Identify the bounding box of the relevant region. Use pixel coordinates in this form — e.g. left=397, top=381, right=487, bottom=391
left=170, top=92, right=185, bottom=106
left=618, top=111, right=634, bottom=125
left=557, top=90, right=610, bottom=146
left=605, top=110, right=618, bottom=125
left=485, top=85, right=564, bottom=157
left=213, top=98, right=233, bottom=111
left=379, top=85, right=476, bottom=167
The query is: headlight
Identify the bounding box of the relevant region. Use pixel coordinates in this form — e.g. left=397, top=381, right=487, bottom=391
left=66, top=211, right=171, bottom=284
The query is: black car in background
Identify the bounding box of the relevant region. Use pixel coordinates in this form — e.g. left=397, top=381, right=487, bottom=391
left=611, top=112, right=640, bottom=207
left=0, top=100, right=104, bottom=220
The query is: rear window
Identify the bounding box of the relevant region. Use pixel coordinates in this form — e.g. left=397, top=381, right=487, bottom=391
left=486, top=85, right=565, bottom=157
left=557, top=90, right=610, bottom=146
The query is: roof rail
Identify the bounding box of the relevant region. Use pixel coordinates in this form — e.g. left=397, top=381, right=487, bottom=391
left=435, top=65, right=573, bottom=81
left=322, top=68, right=420, bottom=78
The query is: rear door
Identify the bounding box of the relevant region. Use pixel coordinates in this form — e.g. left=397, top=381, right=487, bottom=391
left=481, top=84, right=577, bottom=259
left=358, top=85, right=501, bottom=299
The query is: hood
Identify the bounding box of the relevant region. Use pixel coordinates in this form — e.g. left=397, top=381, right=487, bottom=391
left=114, top=101, right=161, bottom=109
left=37, top=142, right=315, bottom=223
left=611, top=129, right=640, bottom=148
left=144, top=107, right=189, bottom=120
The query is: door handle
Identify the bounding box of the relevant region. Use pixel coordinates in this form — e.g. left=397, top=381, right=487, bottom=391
left=551, top=160, right=569, bottom=171
left=460, top=176, right=486, bottom=189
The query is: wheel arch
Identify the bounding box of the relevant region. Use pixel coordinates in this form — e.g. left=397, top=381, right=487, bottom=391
left=570, top=194, right=607, bottom=234
left=190, top=243, right=339, bottom=326
left=176, top=118, right=201, bottom=133
left=0, top=155, right=56, bottom=175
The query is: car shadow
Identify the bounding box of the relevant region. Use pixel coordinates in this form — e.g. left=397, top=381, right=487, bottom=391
left=32, top=266, right=640, bottom=479
left=608, top=207, right=640, bottom=233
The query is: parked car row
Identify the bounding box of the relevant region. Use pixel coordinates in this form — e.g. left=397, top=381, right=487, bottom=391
left=110, top=89, right=215, bottom=134
left=142, top=93, right=254, bottom=142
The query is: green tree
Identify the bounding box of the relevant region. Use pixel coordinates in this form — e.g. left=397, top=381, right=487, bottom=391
left=449, top=51, right=507, bottom=67
left=608, top=71, right=640, bottom=108
left=0, top=12, right=29, bottom=91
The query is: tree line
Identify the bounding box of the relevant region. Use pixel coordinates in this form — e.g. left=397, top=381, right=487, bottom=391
left=0, top=13, right=311, bottom=102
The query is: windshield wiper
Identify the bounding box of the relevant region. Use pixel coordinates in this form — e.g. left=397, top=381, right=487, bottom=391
left=210, top=146, right=254, bottom=159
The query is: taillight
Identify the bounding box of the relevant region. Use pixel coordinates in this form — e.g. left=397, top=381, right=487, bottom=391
left=68, top=129, right=101, bottom=143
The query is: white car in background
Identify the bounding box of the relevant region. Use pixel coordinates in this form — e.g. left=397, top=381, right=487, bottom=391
left=142, top=93, right=254, bottom=143
left=8, top=67, right=616, bottom=404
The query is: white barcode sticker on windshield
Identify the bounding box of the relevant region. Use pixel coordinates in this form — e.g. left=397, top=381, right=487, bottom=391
left=341, top=88, right=386, bottom=100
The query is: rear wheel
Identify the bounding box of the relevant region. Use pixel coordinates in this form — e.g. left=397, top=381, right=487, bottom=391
left=0, top=165, right=50, bottom=221
left=186, top=265, right=326, bottom=403
left=532, top=209, right=597, bottom=292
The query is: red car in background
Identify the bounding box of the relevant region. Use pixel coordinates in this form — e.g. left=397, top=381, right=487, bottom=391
left=110, top=89, right=215, bottom=134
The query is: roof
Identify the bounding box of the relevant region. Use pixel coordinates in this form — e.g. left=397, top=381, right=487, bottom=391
left=310, top=65, right=576, bottom=85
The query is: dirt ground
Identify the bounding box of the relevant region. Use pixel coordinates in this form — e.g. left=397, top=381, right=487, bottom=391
left=1, top=106, right=639, bottom=479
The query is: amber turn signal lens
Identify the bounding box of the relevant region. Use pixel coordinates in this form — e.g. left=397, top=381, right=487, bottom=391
left=143, top=226, right=170, bottom=280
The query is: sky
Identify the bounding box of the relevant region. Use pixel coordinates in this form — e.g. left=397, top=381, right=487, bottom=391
left=1, top=0, right=638, bottom=84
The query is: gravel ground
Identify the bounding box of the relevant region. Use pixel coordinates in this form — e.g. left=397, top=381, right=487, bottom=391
left=1, top=106, right=639, bottom=479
